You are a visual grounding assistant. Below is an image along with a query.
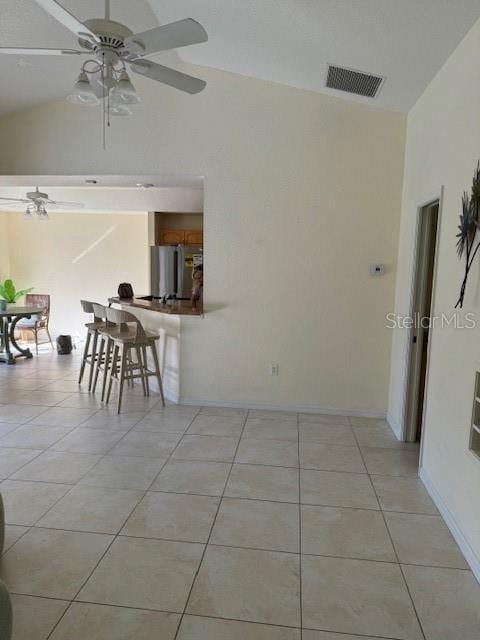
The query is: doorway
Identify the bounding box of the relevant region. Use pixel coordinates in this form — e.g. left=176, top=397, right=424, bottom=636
left=404, top=200, right=439, bottom=443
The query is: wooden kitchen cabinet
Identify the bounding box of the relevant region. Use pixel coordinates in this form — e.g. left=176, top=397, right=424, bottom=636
left=158, top=229, right=186, bottom=245
left=157, top=229, right=203, bottom=245
left=184, top=229, right=203, bottom=245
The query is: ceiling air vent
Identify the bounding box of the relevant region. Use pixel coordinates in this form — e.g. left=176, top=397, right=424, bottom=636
left=326, top=65, right=384, bottom=98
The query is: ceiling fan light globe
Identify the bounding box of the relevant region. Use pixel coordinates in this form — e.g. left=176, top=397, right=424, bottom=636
left=67, top=71, right=99, bottom=105
left=113, top=71, right=140, bottom=104
left=112, top=90, right=140, bottom=105
left=37, top=205, right=49, bottom=221
left=67, top=93, right=99, bottom=106
left=110, top=104, right=133, bottom=116
left=23, top=207, right=34, bottom=221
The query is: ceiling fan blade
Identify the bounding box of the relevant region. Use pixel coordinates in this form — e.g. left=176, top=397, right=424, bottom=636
left=124, top=18, right=207, bottom=57
left=130, top=60, right=206, bottom=94
left=46, top=200, right=85, bottom=207
left=0, top=47, right=86, bottom=56
left=35, top=0, right=99, bottom=44
left=0, top=197, right=31, bottom=203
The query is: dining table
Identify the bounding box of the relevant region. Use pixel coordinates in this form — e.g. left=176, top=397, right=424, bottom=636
left=0, top=304, right=46, bottom=364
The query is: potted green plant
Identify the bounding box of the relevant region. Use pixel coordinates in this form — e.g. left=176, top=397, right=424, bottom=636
left=0, top=279, right=34, bottom=311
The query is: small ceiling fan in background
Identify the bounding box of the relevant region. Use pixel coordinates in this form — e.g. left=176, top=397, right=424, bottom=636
left=0, top=187, right=84, bottom=220
left=0, top=0, right=208, bottom=141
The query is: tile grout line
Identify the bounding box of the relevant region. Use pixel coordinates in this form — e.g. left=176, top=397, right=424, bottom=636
left=172, top=409, right=250, bottom=639
left=1, top=399, right=192, bottom=488
left=6, top=398, right=161, bottom=485
left=1, top=481, right=443, bottom=524
left=1, top=523, right=32, bottom=556
left=349, top=416, right=427, bottom=640
left=1, top=369, right=457, bottom=638
left=6, top=520, right=471, bottom=573
left=5, top=567, right=412, bottom=640
left=2, top=448, right=425, bottom=479
left=12, top=360, right=178, bottom=611
left=43, top=406, right=200, bottom=640
left=297, top=410, right=303, bottom=640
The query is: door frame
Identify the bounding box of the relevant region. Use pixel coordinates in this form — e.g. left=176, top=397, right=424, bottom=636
left=402, top=188, right=444, bottom=461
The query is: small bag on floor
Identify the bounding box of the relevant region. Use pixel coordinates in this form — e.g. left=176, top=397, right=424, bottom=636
left=57, top=334, right=73, bottom=355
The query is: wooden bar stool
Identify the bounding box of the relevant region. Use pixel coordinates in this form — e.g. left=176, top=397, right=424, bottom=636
left=92, top=303, right=138, bottom=398
left=91, top=303, right=116, bottom=401
left=104, top=307, right=165, bottom=414
left=78, top=300, right=105, bottom=391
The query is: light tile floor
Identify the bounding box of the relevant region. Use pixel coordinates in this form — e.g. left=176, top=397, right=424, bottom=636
left=0, top=350, right=479, bottom=639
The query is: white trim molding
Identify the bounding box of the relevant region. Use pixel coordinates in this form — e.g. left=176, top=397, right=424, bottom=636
left=178, top=397, right=386, bottom=418
left=386, top=410, right=403, bottom=440
left=420, top=466, right=480, bottom=583
left=138, top=385, right=387, bottom=418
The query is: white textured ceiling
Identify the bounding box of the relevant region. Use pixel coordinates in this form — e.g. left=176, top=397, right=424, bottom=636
left=0, top=174, right=204, bottom=189
left=0, top=0, right=479, bottom=114
left=0, top=175, right=204, bottom=212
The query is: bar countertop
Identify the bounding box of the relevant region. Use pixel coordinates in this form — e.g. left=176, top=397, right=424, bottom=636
left=108, top=296, right=203, bottom=316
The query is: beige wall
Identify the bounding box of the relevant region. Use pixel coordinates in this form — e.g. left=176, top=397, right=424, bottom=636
left=0, top=65, right=406, bottom=413
left=2, top=211, right=149, bottom=338
left=388, top=20, right=480, bottom=573
left=0, top=212, right=9, bottom=280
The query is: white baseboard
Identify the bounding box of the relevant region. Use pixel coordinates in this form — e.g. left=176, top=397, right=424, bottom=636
left=145, top=374, right=386, bottom=418
left=386, top=411, right=403, bottom=440
left=176, top=396, right=386, bottom=418
left=420, top=467, right=480, bottom=583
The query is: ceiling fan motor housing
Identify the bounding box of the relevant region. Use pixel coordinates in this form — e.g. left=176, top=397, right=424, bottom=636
left=79, top=19, right=133, bottom=57
left=26, top=189, right=48, bottom=201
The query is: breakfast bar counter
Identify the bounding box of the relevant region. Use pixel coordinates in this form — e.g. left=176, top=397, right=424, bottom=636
left=108, top=296, right=203, bottom=402
left=108, top=296, right=203, bottom=316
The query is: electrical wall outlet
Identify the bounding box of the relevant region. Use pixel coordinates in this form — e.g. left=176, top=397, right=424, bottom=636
left=270, top=364, right=279, bottom=376
left=369, top=264, right=385, bottom=277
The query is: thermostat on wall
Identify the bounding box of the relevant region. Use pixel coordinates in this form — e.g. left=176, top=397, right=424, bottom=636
left=369, top=264, right=385, bottom=277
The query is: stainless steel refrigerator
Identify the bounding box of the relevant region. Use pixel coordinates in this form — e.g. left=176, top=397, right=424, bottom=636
left=150, top=245, right=203, bottom=299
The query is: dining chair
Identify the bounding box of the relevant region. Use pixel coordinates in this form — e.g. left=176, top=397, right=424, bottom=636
left=16, top=293, right=53, bottom=354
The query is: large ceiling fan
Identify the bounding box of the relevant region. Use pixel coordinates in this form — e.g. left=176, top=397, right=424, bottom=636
left=0, top=0, right=208, bottom=120
left=0, top=187, right=84, bottom=220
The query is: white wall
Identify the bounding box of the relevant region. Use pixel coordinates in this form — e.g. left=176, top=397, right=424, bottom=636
left=388, top=20, right=480, bottom=574
left=0, top=65, right=406, bottom=413
left=2, top=211, right=149, bottom=338
left=0, top=212, right=9, bottom=280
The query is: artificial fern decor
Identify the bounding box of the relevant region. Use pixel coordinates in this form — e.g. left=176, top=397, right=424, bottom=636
left=455, top=163, right=480, bottom=308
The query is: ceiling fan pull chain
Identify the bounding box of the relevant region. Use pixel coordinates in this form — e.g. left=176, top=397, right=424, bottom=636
left=101, top=53, right=107, bottom=150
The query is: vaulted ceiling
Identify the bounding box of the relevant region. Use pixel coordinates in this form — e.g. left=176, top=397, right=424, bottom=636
left=0, top=0, right=479, bottom=115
